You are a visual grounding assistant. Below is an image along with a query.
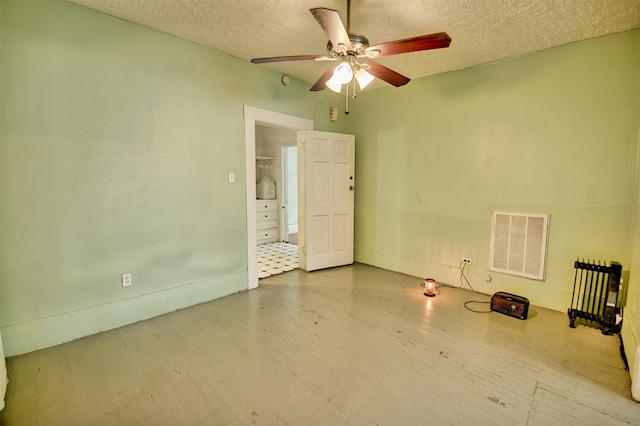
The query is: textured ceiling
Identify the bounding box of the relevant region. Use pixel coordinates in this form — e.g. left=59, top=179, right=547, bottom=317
left=67, top=0, right=640, bottom=91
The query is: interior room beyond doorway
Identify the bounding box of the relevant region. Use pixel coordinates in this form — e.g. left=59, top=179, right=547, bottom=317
left=255, top=124, right=299, bottom=279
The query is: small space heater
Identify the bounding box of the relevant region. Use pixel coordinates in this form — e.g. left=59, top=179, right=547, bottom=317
left=568, top=259, right=622, bottom=335
left=490, top=292, right=529, bottom=320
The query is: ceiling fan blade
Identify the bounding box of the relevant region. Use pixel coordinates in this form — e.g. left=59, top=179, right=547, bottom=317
left=309, top=65, right=337, bottom=91
left=251, top=55, right=329, bottom=64
left=365, top=32, right=451, bottom=58
left=363, top=62, right=410, bottom=87
left=310, top=8, right=353, bottom=52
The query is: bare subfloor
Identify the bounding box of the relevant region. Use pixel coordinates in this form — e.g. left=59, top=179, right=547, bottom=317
left=1, top=263, right=638, bottom=425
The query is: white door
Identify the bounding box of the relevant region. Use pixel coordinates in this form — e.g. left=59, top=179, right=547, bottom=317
left=297, top=130, right=355, bottom=272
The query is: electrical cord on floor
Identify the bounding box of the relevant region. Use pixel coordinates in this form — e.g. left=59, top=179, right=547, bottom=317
left=436, top=282, right=461, bottom=290
left=419, top=262, right=478, bottom=292
left=459, top=261, right=476, bottom=291
left=460, top=261, right=493, bottom=314
left=436, top=269, right=465, bottom=291
left=463, top=300, right=492, bottom=313
left=419, top=262, right=493, bottom=314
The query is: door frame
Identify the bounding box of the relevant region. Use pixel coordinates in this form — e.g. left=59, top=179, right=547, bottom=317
left=280, top=144, right=298, bottom=243
left=243, top=106, right=313, bottom=290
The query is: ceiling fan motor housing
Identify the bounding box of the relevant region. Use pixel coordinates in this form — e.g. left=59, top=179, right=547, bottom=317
left=327, top=33, right=370, bottom=57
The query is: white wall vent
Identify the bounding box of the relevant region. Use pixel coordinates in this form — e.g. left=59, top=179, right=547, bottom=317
left=489, top=211, right=550, bottom=281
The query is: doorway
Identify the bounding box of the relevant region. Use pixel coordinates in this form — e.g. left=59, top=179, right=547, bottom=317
left=243, top=106, right=313, bottom=290
left=255, top=127, right=298, bottom=279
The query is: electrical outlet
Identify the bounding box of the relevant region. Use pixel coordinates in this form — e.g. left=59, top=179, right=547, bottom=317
left=122, top=273, right=132, bottom=287
left=461, top=258, right=472, bottom=265
left=330, top=107, right=338, bottom=121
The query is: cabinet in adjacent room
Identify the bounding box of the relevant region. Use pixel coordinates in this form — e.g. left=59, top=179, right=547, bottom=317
left=256, top=200, right=278, bottom=244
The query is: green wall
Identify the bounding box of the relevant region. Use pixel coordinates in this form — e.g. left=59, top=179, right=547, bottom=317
left=0, top=0, right=6, bottom=401
left=348, top=29, right=640, bottom=385
left=1, top=0, right=639, bottom=377
left=349, top=30, right=640, bottom=313
left=0, top=0, right=345, bottom=356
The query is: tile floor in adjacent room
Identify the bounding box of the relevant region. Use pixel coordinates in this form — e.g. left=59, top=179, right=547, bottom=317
left=257, top=242, right=298, bottom=279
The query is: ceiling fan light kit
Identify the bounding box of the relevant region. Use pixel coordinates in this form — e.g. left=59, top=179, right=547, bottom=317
left=335, top=62, right=353, bottom=84
left=325, top=72, right=344, bottom=92
left=355, top=68, right=375, bottom=90
left=251, top=0, right=451, bottom=111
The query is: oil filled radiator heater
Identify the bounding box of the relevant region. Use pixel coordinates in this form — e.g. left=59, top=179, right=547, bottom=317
left=568, top=259, right=622, bottom=335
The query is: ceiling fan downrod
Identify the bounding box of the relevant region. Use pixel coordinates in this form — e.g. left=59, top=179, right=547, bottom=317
left=346, top=0, right=351, bottom=34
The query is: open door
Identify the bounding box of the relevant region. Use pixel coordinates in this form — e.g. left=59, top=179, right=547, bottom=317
left=297, top=130, right=355, bottom=272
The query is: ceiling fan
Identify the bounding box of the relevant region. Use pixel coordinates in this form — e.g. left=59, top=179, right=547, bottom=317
left=251, top=0, right=451, bottom=95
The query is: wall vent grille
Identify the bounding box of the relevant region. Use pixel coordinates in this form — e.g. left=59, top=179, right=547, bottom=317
left=489, top=211, right=550, bottom=280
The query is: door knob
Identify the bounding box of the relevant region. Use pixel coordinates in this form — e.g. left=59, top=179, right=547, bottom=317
left=349, top=186, right=355, bottom=191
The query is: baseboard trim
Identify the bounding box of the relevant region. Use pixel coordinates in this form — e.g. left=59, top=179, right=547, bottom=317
left=354, top=247, right=460, bottom=285
left=633, top=346, right=640, bottom=402
left=622, top=311, right=640, bottom=401
left=2, top=270, right=247, bottom=357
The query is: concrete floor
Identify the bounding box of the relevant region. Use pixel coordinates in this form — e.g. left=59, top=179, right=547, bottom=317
left=1, top=263, right=638, bottom=425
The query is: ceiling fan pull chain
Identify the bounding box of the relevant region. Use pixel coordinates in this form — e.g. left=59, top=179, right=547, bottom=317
left=345, top=81, right=350, bottom=115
